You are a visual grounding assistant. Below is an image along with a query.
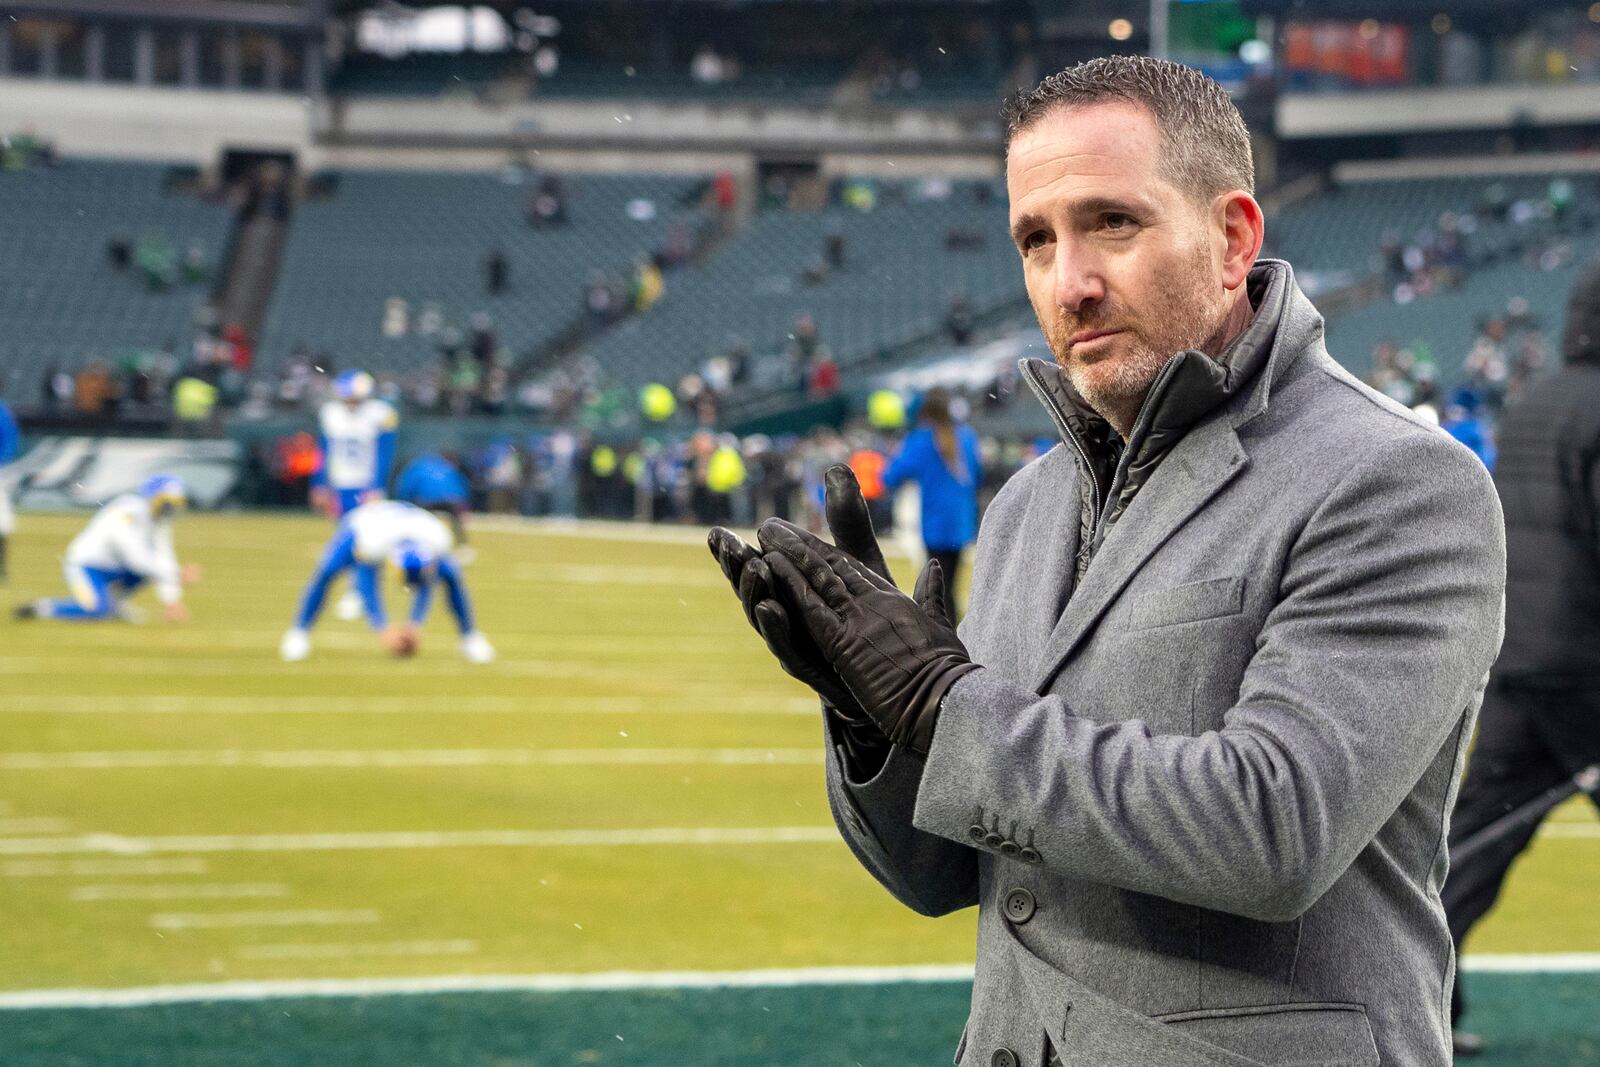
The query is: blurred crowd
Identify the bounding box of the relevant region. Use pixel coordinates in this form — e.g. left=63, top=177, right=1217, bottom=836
left=1375, top=178, right=1589, bottom=307
left=252, top=415, right=1049, bottom=532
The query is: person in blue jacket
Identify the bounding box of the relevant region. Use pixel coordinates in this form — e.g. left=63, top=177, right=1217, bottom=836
left=0, top=396, right=20, bottom=583
left=882, top=388, right=981, bottom=619
left=395, top=451, right=472, bottom=548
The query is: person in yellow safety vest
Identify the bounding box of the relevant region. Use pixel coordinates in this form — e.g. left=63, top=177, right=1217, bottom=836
left=172, top=375, right=218, bottom=432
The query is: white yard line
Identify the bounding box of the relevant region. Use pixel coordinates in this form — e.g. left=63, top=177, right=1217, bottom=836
left=0, top=748, right=821, bottom=771
left=2, top=955, right=1595, bottom=1010
left=237, top=940, right=478, bottom=962
left=0, top=694, right=817, bottom=717
left=71, top=883, right=290, bottom=902
left=0, top=825, right=842, bottom=857
left=4, top=858, right=208, bottom=878
left=149, top=909, right=380, bottom=931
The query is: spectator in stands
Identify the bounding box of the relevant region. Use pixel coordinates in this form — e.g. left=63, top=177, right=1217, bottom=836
left=106, top=232, right=133, bottom=272
left=73, top=361, right=119, bottom=420
left=484, top=247, right=509, bottom=294
left=825, top=229, right=847, bottom=270
left=880, top=388, right=980, bottom=620
left=584, top=270, right=618, bottom=326
left=785, top=314, right=827, bottom=390
left=807, top=353, right=841, bottom=399
left=945, top=291, right=975, bottom=345
left=526, top=175, right=567, bottom=227
left=221, top=323, right=253, bottom=375
left=182, top=240, right=209, bottom=284
left=629, top=254, right=665, bottom=312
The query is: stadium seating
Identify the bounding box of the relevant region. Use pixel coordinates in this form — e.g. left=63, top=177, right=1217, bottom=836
left=568, top=180, right=1020, bottom=393
left=0, top=159, right=231, bottom=393
left=1264, top=172, right=1600, bottom=383
left=256, top=168, right=709, bottom=374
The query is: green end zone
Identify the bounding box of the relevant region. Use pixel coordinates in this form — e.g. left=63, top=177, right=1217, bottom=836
left=1, top=973, right=1597, bottom=1066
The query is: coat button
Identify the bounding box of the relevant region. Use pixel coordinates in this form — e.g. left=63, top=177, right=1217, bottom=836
left=999, top=839, right=1019, bottom=856
left=969, top=823, right=987, bottom=841
left=990, top=1049, right=1019, bottom=1067
left=983, top=830, right=1005, bottom=847
left=1003, top=887, right=1036, bottom=924
left=1019, top=846, right=1041, bottom=865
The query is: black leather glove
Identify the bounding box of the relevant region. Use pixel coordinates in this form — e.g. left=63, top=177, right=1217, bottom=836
left=707, top=465, right=896, bottom=722
left=758, top=518, right=981, bottom=757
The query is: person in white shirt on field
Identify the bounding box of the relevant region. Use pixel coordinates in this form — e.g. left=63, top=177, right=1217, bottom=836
left=313, top=370, right=399, bottom=620
left=14, top=475, right=200, bottom=622
left=280, top=499, right=493, bottom=664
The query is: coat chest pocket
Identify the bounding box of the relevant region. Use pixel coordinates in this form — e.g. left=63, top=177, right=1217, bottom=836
left=1125, top=576, right=1246, bottom=632
left=1156, top=1002, right=1380, bottom=1067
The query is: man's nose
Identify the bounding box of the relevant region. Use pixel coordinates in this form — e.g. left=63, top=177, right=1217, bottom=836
left=1053, top=247, right=1106, bottom=313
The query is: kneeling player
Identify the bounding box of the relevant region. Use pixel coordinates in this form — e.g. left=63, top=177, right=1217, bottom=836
left=280, top=499, right=493, bottom=663
left=14, top=475, right=199, bottom=622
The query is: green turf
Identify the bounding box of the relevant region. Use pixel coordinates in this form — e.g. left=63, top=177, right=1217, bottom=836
left=1, top=512, right=1596, bottom=1063
left=0, top=974, right=1596, bottom=1066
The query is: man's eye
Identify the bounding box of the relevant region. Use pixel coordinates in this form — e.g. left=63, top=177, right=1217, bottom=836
left=1022, top=231, right=1047, bottom=252
left=1102, top=213, right=1134, bottom=231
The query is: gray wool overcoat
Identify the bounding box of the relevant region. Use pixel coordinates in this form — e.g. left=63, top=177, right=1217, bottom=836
left=823, top=262, right=1507, bottom=1067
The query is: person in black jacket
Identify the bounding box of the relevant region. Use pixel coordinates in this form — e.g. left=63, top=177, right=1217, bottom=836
left=1443, top=260, right=1600, bottom=1055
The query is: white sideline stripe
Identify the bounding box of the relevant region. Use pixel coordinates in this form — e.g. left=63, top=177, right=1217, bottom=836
left=72, top=883, right=290, bottom=902
left=0, top=964, right=977, bottom=1009
left=149, top=909, right=380, bottom=931
left=0, top=825, right=842, bottom=857
left=0, top=654, right=757, bottom=677
left=2, top=955, right=1593, bottom=1010
left=0, top=695, right=817, bottom=718
left=237, top=940, right=478, bottom=962
left=4, top=858, right=209, bottom=877
left=0, top=748, right=822, bottom=771
left=0, top=818, right=72, bottom=833
left=1460, top=953, right=1600, bottom=973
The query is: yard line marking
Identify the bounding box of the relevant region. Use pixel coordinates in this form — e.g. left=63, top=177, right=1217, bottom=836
left=72, top=883, right=291, bottom=902
left=1460, top=953, right=1600, bottom=972
left=4, top=858, right=209, bottom=878
left=0, top=825, right=842, bottom=857
left=4, top=954, right=1595, bottom=1009
left=149, top=909, right=380, bottom=931
left=0, top=748, right=822, bottom=771
left=0, top=694, right=818, bottom=718
left=237, top=940, right=478, bottom=961
left=0, top=818, right=72, bottom=834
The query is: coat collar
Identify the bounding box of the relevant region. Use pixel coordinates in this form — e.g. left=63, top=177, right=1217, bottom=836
left=1017, top=260, right=1322, bottom=693
left=1021, top=258, right=1310, bottom=451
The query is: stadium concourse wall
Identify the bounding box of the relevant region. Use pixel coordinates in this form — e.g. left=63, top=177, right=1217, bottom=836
left=0, top=75, right=1003, bottom=180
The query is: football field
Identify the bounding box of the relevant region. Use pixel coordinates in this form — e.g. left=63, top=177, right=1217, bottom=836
left=1, top=511, right=1596, bottom=1064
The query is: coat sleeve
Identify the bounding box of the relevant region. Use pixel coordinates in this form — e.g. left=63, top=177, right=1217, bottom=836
left=821, top=711, right=980, bottom=917
left=911, top=429, right=1506, bottom=922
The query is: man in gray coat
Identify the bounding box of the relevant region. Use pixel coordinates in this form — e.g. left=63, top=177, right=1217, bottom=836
left=710, top=56, right=1504, bottom=1067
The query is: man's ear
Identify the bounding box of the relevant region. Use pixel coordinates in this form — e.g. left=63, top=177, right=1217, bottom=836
left=1215, top=191, right=1265, bottom=292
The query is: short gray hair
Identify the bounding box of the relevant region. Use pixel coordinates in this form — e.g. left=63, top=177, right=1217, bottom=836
left=1003, top=55, right=1254, bottom=200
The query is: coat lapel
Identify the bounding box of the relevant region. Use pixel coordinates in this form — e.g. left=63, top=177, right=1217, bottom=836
left=1029, top=417, right=1249, bottom=693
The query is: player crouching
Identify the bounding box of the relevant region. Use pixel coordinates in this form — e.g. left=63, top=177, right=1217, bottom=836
left=14, top=475, right=199, bottom=622
left=280, top=499, right=493, bottom=663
